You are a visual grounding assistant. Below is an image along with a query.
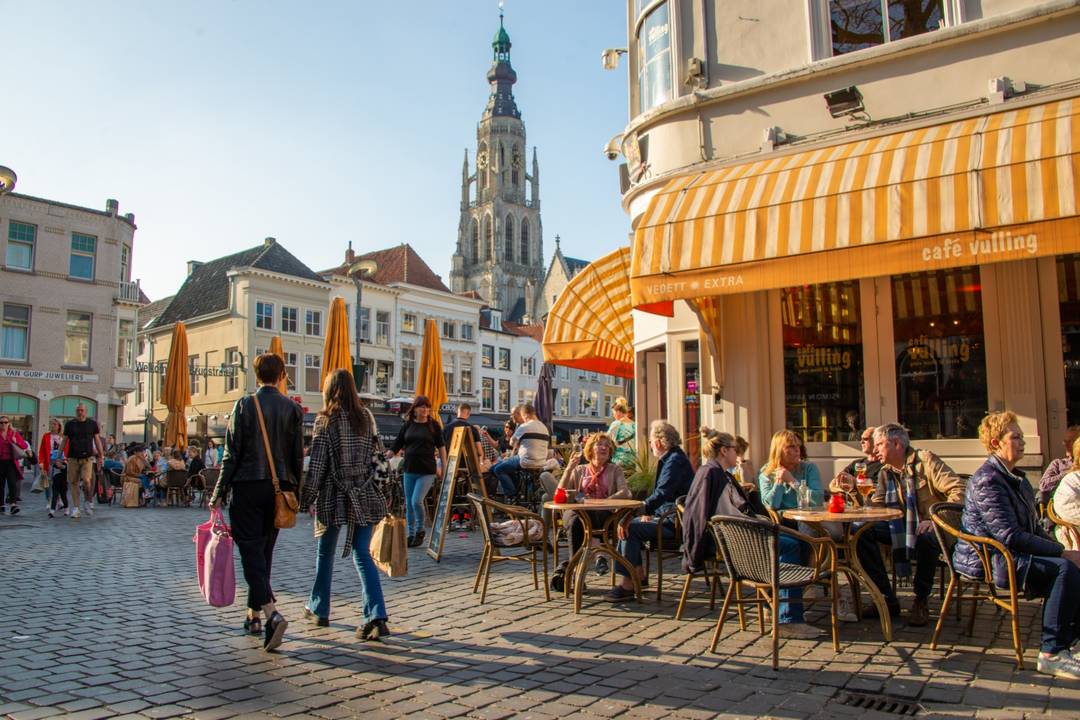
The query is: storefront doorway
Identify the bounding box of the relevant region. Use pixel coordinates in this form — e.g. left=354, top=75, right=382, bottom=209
left=0, top=393, right=37, bottom=444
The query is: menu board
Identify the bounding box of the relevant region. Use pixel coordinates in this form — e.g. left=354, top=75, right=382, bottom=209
left=427, top=425, right=484, bottom=562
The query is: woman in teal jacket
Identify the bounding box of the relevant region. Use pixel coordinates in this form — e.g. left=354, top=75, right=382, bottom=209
left=757, top=430, right=822, bottom=511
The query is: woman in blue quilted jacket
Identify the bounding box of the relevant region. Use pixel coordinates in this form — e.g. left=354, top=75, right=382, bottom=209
left=954, top=411, right=1080, bottom=679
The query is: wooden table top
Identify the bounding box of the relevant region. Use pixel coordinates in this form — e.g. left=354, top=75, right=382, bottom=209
left=543, top=498, right=644, bottom=511
left=781, top=505, right=903, bottom=523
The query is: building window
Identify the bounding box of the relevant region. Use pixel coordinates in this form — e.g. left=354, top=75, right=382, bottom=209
left=69, top=232, right=97, bottom=280
left=482, top=344, right=494, bottom=368
left=892, top=267, right=986, bottom=439
left=520, top=356, right=536, bottom=375
left=6, top=221, right=35, bottom=271
left=498, top=348, right=510, bottom=370
left=559, top=365, right=569, bottom=380
left=1, top=304, right=30, bottom=361
left=64, top=311, right=91, bottom=367
left=636, top=1, right=672, bottom=114
left=1060, top=254, right=1080, bottom=425
left=819, top=0, right=948, bottom=58
left=121, top=244, right=130, bottom=281
left=520, top=221, right=530, bottom=266
left=498, top=379, right=510, bottom=412
left=306, top=310, right=322, bottom=337
left=281, top=306, right=298, bottom=334
left=442, top=320, right=455, bottom=339
left=471, top=220, right=480, bottom=262
left=504, top=215, right=514, bottom=261
left=462, top=322, right=474, bottom=340
left=117, top=319, right=135, bottom=368
left=577, top=390, right=589, bottom=415
left=136, top=378, right=144, bottom=406
left=401, top=347, right=416, bottom=391
left=559, top=387, right=570, bottom=416
left=189, top=355, right=199, bottom=396
left=359, top=307, right=372, bottom=343
left=375, top=361, right=392, bottom=395
left=444, top=369, right=455, bottom=395
left=604, top=394, right=613, bottom=418
left=225, top=347, right=239, bottom=392
left=255, top=302, right=274, bottom=330
left=305, top=354, right=321, bottom=393
left=482, top=377, right=494, bottom=411
left=461, top=357, right=473, bottom=394
left=402, top=313, right=417, bottom=333
left=284, top=351, right=297, bottom=392
left=781, top=281, right=865, bottom=443
left=376, top=311, right=390, bottom=345
left=590, top=391, right=599, bottom=417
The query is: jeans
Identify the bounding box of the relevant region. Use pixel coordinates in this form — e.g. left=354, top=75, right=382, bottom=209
left=229, top=482, right=279, bottom=611
left=307, top=524, right=387, bottom=624
left=857, top=521, right=941, bottom=602
left=615, top=519, right=677, bottom=577
left=492, top=456, right=522, bottom=496
left=778, top=534, right=805, bottom=624
left=402, top=472, right=435, bottom=538
left=1025, top=555, right=1080, bottom=654
left=0, top=459, right=21, bottom=506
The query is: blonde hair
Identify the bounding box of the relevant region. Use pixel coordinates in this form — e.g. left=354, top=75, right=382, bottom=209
left=1071, top=435, right=1080, bottom=472
left=700, top=427, right=735, bottom=462
left=979, top=411, right=1018, bottom=453
left=612, top=397, right=630, bottom=416
left=583, top=433, right=615, bottom=463
left=763, top=430, right=801, bottom=476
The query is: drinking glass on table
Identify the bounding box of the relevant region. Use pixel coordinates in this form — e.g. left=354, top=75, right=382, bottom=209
left=854, top=462, right=873, bottom=500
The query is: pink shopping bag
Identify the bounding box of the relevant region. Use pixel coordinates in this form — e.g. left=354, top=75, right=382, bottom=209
left=193, top=509, right=235, bottom=607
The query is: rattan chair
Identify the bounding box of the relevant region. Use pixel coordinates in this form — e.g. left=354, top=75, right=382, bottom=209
left=1046, top=498, right=1080, bottom=549
left=674, top=500, right=727, bottom=620
left=467, top=493, right=550, bottom=604
left=641, top=503, right=684, bottom=603
left=200, top=467, right=220, bottom=507
left=106, top=468, right=124, bottom=505
left=163, top=469, right=188, bottom=507
left=929, top=502, right=1025, bottom=669
left=708, top=514, right=838, bottom=670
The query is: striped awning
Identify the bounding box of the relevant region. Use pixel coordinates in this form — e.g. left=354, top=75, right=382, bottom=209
left=631, top=98, right=1080, bottom=307
left=542, top=246, right=673, bottom=378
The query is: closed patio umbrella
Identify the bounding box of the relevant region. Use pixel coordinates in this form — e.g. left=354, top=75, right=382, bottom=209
left=162, top=321, right=191, bottom=450
left=321, top=297, right=352, bottom=388
left=267, top=335, right=289, bottom=395
left=415, top=319, right=447, bottom=418
left=535, top=362, right=554, bottom=432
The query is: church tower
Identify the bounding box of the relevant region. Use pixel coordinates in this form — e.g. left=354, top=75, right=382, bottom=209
left=450, top=13, right=544, bottom=322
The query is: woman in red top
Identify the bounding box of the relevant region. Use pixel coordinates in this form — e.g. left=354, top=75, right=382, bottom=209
left=38, top=418, right=68, bottom=517
left=0, top=415, right=30, bottom=515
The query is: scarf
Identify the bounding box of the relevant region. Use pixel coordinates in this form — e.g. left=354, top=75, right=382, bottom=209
left=882, top=456, right=920, bottom=577
left=581, top=463, right=609, bottom=499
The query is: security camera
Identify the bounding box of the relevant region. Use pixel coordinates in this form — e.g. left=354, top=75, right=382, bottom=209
left=603, top=134, right=623, bottom=161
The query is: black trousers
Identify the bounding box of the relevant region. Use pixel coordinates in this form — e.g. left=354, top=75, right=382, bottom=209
left=51, top=473, right=69, bottom=510
left=0, top=459, right=21, bottom=506
left=857, top=521, right=942, bottom=602
left=229, top=482, right=279, bottom=611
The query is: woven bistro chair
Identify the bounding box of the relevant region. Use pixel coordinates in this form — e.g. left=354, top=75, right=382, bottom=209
left=467, top=493, right=550, bottom=604
left=642, top=502, right=684, bottom=603
left=708, top=514, right=838, bottom=670
left=163, top=469, right=189, bottom=507
left=200, top=467, right=220, bottom=508
left=1046, top=498, right=1080, bottom=549
left=929, top=502, right=1025, bottom=668
left=674, top=499, right=728, bottom=620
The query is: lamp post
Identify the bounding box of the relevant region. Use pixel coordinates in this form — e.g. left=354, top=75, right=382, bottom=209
left=0, top=166, right=16, bottom=195
left=348, top=259, right=378, bottom=391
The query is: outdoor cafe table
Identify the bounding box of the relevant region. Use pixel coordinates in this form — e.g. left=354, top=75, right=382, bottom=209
left=543, top=498, right=644, bottom=613
left=781, top=505, right=903, bottom=641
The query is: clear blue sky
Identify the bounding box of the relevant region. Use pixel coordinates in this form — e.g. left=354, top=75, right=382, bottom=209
left=2, top=1, right=632, bottom=301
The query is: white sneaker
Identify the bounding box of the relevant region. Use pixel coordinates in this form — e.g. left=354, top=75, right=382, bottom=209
left=48, top=509, right=54, bottom=518
left=84, top=503, right=94, bottom=517
left=71, top=507, right=81, bottom=519
left=64, top=508, right=70, bottom=516
left=779, top=622, right=825, bottom=639
left=838, top=596, right=859, bottom=623
left=1038, top=650, right=1080, bottom=679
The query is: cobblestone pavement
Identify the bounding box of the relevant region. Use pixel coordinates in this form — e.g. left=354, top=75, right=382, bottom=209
left=2, top=489, right=1079, bottom=720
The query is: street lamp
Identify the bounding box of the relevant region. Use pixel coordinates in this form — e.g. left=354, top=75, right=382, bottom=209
left=0, top=166, right=16, bottom=195
left=348, top=259, right=378, bottom=391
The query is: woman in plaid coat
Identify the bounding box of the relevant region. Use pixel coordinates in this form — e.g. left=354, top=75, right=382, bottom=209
left=301, top=369, right=391, bottom=641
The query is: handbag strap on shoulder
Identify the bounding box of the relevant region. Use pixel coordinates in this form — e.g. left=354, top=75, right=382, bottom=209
left=251, top=393, right=281, bottom=495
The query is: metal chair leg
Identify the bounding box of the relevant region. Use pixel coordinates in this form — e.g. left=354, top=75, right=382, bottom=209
left=930, top=575, right=956, bottom=650
left=675, top=572, right=694, bottom=620
left=710, top=581, right=737, bottom=653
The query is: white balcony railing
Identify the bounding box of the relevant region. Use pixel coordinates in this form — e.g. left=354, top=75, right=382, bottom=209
left=115, top=279, right=142, bottom=304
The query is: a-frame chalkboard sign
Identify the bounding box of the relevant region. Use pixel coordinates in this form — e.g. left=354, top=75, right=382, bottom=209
left=427, top=425, right=486, bottom=562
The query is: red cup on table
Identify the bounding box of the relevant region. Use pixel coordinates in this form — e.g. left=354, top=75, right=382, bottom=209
left=553, top=487, right=567, bottom=504
left=828, top=493, right=845, bottom=513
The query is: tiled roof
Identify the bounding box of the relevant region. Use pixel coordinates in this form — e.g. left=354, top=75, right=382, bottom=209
left=504, top=321, right=544, bottom=342
left=322, top=244, right=450, bottom=293
left=564, top=256, right=589, bottom=275
left=149, top=240, right=324, bottom=329
left=505, top=296, right=527, bottom=323
left=137, top=288, right=152, bottom=304
left=137, top=295, right=175, bottom=331
left=457, top=290, right=485, bottom=300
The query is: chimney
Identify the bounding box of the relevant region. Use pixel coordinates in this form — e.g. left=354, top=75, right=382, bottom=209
left=124, top=212, right=135, bottom=225
left=264, top=236, right=276, bottom=247
left=106, top=199, right=119, bottom=215
left=345, top=241, right=356, bottom=265
left=187, top=260, right=204, bottom=276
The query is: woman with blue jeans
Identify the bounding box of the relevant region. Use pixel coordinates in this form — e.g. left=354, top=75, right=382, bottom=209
left=301, top=369, right=391, bottom=641
left=388, top=396, right=446, bottom=548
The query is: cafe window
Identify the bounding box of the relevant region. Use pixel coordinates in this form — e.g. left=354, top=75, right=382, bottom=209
left=682, top=341, right=701, bottom=462
left=1058, top=254, right=1080, bottom=426
left=781, top=281, right=864, bottom=443
left=636, top=1, right=672, bottom=114
left=892, top=267, right=986, bottom=439
left=375, top=361, right=392, bottom=395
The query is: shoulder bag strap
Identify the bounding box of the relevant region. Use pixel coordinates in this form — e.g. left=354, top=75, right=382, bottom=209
left=251, top=393, right=281, bottom=494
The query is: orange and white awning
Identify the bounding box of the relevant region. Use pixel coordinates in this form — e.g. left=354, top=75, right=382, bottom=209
left=631, top=98, right=1080, bottom=307
left=542, top=246, right=672, bottom=378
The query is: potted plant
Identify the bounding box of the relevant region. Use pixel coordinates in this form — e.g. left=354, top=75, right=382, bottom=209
left=626, top=446, right=657, bottom=500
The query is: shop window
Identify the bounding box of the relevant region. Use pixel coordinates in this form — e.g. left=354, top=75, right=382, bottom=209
left=682, top=341, right=700, bottom=464
left=375, top=361, right=392, bottom=395
left=636, top=1, right=672, bottom=114
left=782, top=281, right=865, bottom=442
left=0, top=393, right=37, bottom=438
left=1058, top=254, right=1080, bottom=425
left=49, top=396, right=97, bottom=420
left=892, top=267, right=986, bottom=439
